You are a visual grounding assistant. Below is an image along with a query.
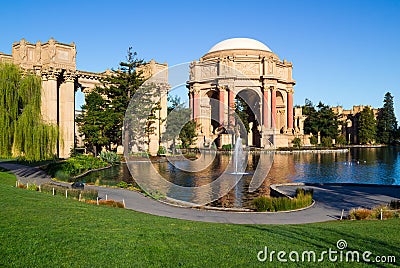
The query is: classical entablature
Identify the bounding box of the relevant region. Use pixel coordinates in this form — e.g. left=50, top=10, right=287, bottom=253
left=0, top=39, right=110, bottom=157
left=187, top=38, right=302, bottom=148
left=1, top=38, right=170, bottom=157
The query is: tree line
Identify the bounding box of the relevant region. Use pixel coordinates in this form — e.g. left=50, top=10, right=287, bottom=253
left=301, top=92, right=398, bottom=146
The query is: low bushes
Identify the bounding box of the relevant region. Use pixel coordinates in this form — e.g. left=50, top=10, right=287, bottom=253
left=40, top=183, right=98, bottom=200
left=349, top=208, right=372, bottom=220
left=114, top=181, right=141, bottom=191
left=349, top=204, right=400, bottom=220
left=16, top=181, right=125, bottom=209
left=99, top=151, right=120, bottom=165
left=157, top=146, right=166, bottom=156
left=221, top=144, right=232, bottom=151
left=85, top=199, right=125, bottom=208
left=253, top=188, right=313, bottom=212
left=46, top=154, right=108, bottom=181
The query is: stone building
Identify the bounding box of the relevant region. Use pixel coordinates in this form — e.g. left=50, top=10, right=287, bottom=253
left=1, top=37, right=306, bottom=157
left=187, top=38, right=305, bottom=148
left=332, top=105, right=379, bottom=144
left=0, top=38, right=168, bottom=157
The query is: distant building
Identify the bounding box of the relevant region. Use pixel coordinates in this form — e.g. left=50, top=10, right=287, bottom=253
left=332, top=105, right=379, bottom=144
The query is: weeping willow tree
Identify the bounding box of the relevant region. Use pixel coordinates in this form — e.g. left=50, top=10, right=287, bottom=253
left=0, top=63, right=58, bottom=161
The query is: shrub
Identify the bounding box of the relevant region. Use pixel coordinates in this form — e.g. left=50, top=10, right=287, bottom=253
left=184, top=153, right=197, bottom=159
left=253, top=196, right=273, bottom=212
left=85, top=199, right=124, bottom=208
left=253, top=189, right=313, bottom=212
left=116, top=181, right=132, bottom=189
left=157, top=146, right=166, bottom=156
left=321, top=137, right=332, bottom=147
left=292, top=137, right=301, bottom=148
left=336, top=135, right=347, bottom=146
left=27, top=183, right=38, bottom=191
left=80, top=189, right=98, bottom=200
left=349, top=205, right=400, bottom=220
left=99, top=151, right=120, bottom=165
left=349, top=208, right=372, bottom=220
left=46, top=155, right=108, bottom=181
left=309, top=135, right=318, bottom=145
left=221, top=144, right=232, bottom=151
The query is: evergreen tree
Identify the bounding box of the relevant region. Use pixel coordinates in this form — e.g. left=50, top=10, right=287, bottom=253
left=315, top=102, right=340, bottom=139
left=98, top=47, right=146, bottom=148
left=358, top=106, right=377, bottom=144
left=376, top=92, right=397, bottom=144
left=235, top=95, right=250, bottom=133
left=302, top=99, right=339, bottom=139
left=163, top=96, right=191, bottom=154
left=78, top=48, right=155, bottom=154
left=179, top=120, right=198, bottom=148
left=76, top=91, right=110, bottom=156
left=302, top=99, right=318, bottom=135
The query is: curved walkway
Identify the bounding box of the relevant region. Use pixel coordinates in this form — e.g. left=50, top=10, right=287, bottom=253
left=1, top=162, right=400, bottom=225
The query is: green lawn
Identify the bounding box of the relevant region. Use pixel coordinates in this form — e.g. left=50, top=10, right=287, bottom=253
left=0, top=170, right=398, bottom=267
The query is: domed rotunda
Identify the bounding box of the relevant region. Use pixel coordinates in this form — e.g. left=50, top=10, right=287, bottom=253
left=187, top=37, right=305, bottom=148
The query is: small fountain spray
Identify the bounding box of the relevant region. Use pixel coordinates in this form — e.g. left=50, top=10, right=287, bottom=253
left=231, top=137, right=248, bottom=175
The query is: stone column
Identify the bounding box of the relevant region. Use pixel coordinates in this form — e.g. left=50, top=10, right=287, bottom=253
left=228, top=88, right=235, bottom=127
left=59, top=71, right=75, bottom=158
left=218, top=86, right=225, bottom=125
left=271, top=87, right=276, bottom=129
left=193, top=86, right=200, bottom=122
left=41, top=69, right=59, bottom=124
left=287, top=90, right=293, bottom=130
left=188, top=89, right=193, bottom=120
left=262, top=87, right=269, bottom=128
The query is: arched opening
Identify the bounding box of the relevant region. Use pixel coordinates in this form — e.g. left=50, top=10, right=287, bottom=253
left=235, top=89, right=261, bottom=147
left=276, top=91, right=286, bottom=133
left=207, top=90, right=220, bottom=133
left=201, top=90, right=222, bottom=147
left=74, top=87, right=86, bottom=153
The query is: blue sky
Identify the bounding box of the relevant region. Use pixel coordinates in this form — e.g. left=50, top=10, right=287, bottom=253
left=1, top=0, right=399, bottom=114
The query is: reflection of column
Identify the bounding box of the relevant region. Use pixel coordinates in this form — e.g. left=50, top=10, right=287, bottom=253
left=287, top=90, right=293, bottom=130
left=219, top=86, right=225, bottom=125
left=271, top=87, right=276, bottom=129
left=263, top=87, right=269, bottom=128
left=228, top=88, right=235, bottom=127
left=59, top=71, right=75, bottom=158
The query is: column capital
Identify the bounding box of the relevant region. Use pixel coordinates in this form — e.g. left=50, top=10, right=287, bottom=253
left=217, top=85, right=227, bottom=91
left=64, top=70, right=76, bottom=82
left=42, top=67, right=61, bottom=80
left=286, top=86, right=294, bottom=94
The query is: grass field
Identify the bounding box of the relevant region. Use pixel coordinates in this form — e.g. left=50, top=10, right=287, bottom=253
left=0, top=169, right=399, bottom=267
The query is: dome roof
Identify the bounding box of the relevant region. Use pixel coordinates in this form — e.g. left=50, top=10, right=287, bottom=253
left=207, top=38, right=272, bottom=53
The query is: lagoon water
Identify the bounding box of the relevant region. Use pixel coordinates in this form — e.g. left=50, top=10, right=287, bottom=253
left=81, top=147, right=400, bottom=208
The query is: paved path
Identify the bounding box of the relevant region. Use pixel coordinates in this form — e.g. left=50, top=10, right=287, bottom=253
left=1, top=162, right=399, bottom=225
